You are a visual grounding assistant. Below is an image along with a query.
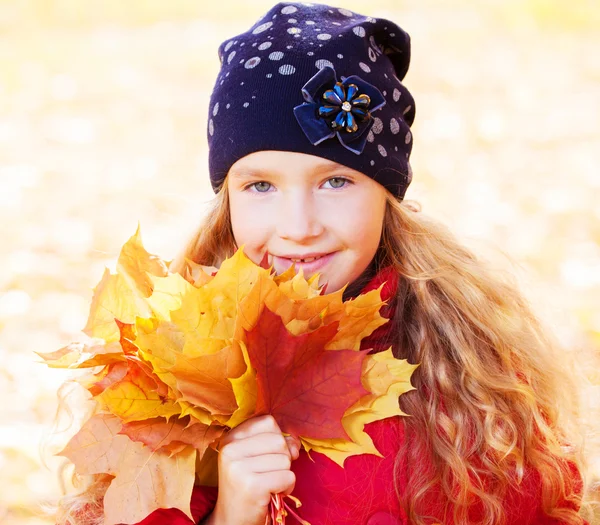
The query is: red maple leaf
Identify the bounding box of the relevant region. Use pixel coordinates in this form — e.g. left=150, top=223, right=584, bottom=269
left=245, top=307, right=369, bottom=440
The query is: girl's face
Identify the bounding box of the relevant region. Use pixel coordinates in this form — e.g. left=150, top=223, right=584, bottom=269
left=227, top=150, right=388, bottom=293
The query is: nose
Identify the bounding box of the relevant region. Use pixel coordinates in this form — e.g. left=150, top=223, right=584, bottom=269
left=275, top=189, right=324, bottom=242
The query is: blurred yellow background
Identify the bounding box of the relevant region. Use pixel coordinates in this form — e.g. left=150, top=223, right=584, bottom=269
left=0, top=1, right=598, bottom=523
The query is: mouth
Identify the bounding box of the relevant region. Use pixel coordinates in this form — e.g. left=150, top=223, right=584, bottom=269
left=271, top=252, right=337, bottom=274
left=288, top=255, right=326, bottom=263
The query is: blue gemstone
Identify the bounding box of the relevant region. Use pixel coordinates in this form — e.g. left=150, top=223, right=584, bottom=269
left=332, top=111, right=346, bottom=130
left=318, top=105, right=339, bottom=117
left=333, top=82, right=346, bottom=102
left=346, top=112, right=358, bottom=133
left=346, top=84, right=359, bottom=101
left=352, top=94, right=371, bottom=108
left=323, top=89, right=342, bottom=106
left=352, top=107, right=369, bottom=120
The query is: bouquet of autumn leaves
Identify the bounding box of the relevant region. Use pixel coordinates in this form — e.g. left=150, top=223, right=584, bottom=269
left=38, top=228, right=419, bottom=525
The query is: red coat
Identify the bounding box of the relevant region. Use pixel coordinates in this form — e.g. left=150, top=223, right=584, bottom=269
left=135, top=267, right=588, bottom=525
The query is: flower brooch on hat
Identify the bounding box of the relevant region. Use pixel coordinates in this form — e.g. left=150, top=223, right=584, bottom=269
left=293, top=66, right=386, bottom=155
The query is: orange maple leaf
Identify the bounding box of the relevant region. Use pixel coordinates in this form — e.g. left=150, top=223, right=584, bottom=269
left=119, top=416, right=224, bottom=458
left=97, top=359, right=180, bottom=423
left=60, top=413, right=196, bottom=525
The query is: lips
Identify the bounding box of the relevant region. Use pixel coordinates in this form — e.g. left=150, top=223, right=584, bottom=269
left=271, top=252, right=336, bottom=275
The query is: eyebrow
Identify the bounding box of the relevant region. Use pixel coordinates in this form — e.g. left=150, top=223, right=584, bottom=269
left=228, top=163, right=351, bottom=179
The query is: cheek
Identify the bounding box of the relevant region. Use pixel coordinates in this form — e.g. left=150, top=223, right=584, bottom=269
left=326, top=192, right=384, bottom=250
left=229, top=194, right=270, bottom=253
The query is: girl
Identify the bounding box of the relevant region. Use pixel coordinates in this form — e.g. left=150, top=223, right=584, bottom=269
left=55, top=3, right=592, bottom=525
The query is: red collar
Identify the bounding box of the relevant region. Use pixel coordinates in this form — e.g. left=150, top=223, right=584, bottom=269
left=357, top=265, right=399, bottom=354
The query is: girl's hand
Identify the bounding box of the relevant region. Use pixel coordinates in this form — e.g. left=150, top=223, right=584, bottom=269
left=208, top=415, right=301, bottom=525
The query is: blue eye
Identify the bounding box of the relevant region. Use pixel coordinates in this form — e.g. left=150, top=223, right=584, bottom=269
left=324, top=177, right=350, bottom=189
left=248, top=181, right=272, bottom=192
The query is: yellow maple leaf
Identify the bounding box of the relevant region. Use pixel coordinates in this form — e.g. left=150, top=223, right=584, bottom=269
left=182, top=258, right=217, bottom=287
left=117, top=223, right=170, bottom=296
left=35, top=341, right=125, bottom=369
left=277, top=266, right=322, bottom=300
left=226, top=340, right=257, bottom=428
left=326, top=287, right=389, bottom=351
left=201, top=247, right=271, bottom=321
left=177, top=400, right=216, bottom=426
left=83, top=227, right=170, bottom=343
left=147, top=273, right=197, bottom=322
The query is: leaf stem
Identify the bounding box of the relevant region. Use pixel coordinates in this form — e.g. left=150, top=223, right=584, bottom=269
left=268, top=494, right=311, bottom=525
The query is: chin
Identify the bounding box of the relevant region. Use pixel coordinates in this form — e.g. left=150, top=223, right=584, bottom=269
left=314, top=274, right=343, bottom=294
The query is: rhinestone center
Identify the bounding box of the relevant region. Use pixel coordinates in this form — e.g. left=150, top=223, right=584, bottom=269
left=341, top=101, right=352, bottom=112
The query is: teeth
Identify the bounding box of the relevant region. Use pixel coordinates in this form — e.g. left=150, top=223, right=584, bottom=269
left=291, top=256, right=321, bottom=263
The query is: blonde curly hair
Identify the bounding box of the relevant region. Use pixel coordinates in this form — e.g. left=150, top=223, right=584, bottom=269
left=48, top=179, right=596, bottom=525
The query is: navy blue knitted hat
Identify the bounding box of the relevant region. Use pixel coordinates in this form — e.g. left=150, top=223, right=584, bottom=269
left=207, top=2, right=416, bottom=199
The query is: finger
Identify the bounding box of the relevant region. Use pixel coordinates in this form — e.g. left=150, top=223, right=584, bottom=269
left=284, top=436, right=300, bottom=460
left=241, top=453, right=292, bottom=474
left=255, top=470, right=296, bottom=496
left=222, top=432, right=290, bottom=460
left=221, top=415, right=281, bottom=446
left=284, top=434, right=301, bottom=449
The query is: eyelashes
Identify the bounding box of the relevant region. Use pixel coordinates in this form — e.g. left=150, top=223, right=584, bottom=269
left=246, top=181, right=272, bottom=193
left=244, top=176, right=354, bottom=193
left=324, top=177, right=352, bottom=190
